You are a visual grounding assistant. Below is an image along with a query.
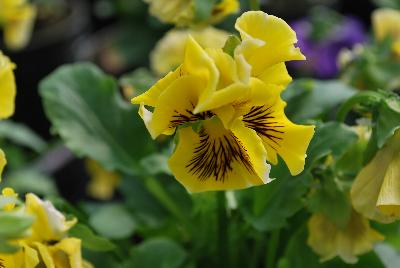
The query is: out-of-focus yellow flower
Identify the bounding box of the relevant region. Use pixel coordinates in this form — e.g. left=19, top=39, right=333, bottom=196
left=85, top=159, right=121, bottom=200
left=0, top=192, right=92, bottom=268
left=0, top=0, right=36, bottom=50
left=372, top=8, right=400, bottom=56
left=0, top=51, right=16, bottom=119
left=307, top=210, right=384, bottom=264
left=151, top=27, right=230, bottom=76
left=351, top=130, right=400, bottom=223
left=234, top=11, right=306, bottom=77
left=144, top=0, right=238, bottom=27
left=0, top=187, right=17, bottom=211
left=25, top=193, right=77, bottom=242
left=0, top=149, right=6, bottom=182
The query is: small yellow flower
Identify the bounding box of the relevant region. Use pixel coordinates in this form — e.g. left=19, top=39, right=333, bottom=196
left=0, top=187, right=17, bottom=211
left=0, top=51, right=16, bottom=119
left=351, top=130, right=400, bottom=223
left=151, top=27, right=230, bottom=76
left=144, top=0, right=238, bottom=27
left=307, top=210, right=384, bottom=264
left=0, top=193, right=91, bottom=268
left=85, top=159, right=121, bottom=200
left=0, top=0, right=36, bottom=50
left=372, top=8, right=400, bottom=56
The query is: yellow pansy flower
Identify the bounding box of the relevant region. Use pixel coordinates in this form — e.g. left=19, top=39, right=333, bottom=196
left=0, top=0, right=36, bottom=50
left=351, top=130, right=400, bottom=223
left=0, top=187, right=17, bottom=211
left=307, top=210, right=384, bottom=264
left=151, top=27, right=230, bottom=76
left=25, top=193, right=77, bottom=242
left=0, top=193, right=92, bottom=268
left=85, top=159, right=121, bottom=200
left=0, top=51, right=16, bottom=119
left=234, top=11, right=305, bottom=77
left=372, top=8, right=400, bottom=56
left=144, top=0, right=238, bottom=27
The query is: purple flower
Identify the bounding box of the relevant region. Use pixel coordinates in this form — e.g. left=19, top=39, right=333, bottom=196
left=290, top=15, right=367, bottom=78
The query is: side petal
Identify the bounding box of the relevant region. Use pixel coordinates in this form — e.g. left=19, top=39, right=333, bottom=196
left=0, top=52, right=16, bottom=119
left=257, top=62, right=292, bottom=89
left=131, top=66, right=183, bottom=107
left=168, top=117, right=270, bottom=193
left=49, top=238, right=84, bottom=268
left=149, top=75, right=207, bottom=138
left=376, top=151, right=400, bottom=218
left=243, top=94, right=314, bottom=175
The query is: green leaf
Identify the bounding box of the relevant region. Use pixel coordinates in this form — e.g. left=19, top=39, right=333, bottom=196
left=306, top=122, right=358, bottom=168
left=69, top=223, right=116, bottom=252
left=376, top=97, right=400, bottom=147
left=39, top=63, right=156, bottom=175
left=236, top=162, right=312, bottom=231
left=283, top=79, right=357, bottom=122
left=222, top=35, right=241, bottom=57
left=89, top=203, right=135, bottom=239
left=0, top=212, right=33, bottom=239
left=126, top=238, right=187, bottom=268
left=307, top=177, right=352, bottom=228
left=0, top=120, right=47, bottom=153
left=119, top=68, right=157, bottom=97
left=4, top=170, right=58, bottom=196
left=193, top=0, right=217, bottom=22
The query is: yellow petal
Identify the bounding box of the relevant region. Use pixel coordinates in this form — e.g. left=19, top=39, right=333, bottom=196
left=0, top=52, right=17, bottom=119
left=25, top=193, right=77, bottom=241
left=0, top=149, right=6, bottom=182
left=168, top=117, right=270, bottom=193
left=257, top=62, right=292, bottom=89
left=372, top=8, right=400, bottom=41
left=1, top=187, right=18, bottom=211
left=182, top=37, right=219, bottom=111
left=144, top=0, right=194, bottom=26
left=149, top=75, right=206, bottom=138
left=376, top=150, right=400, bottom=217
left=235, top=11, right=305, bottom=76
left=150, top=27, right=229, bottom=76
left=3, top=4, right=36, bottom=50
left=49, top=238, right=84, bottom=268
left=209, top=0, right=239, bottom=24
left=242, top=81, right=314, bottom=175
left=34, top=242, right=55, bottom=268
left=85, top=159, right=121, bottom=201
left=131, top=66, right=183, bottom=107
left=351, top=131, right=400, bottom=223
left=307, top=211, right=384, bottom=264
left=0, top=244, right=40, bottom=268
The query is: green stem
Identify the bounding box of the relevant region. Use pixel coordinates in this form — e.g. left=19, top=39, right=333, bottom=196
left=145, top=176, right=186, bottom=223
left=265, top=230, right=280, bottom=268
left=217, top=191, right=229, bottom=267
left=249, top=0, right=260, bottom=10
left=336, top=91, right=382, bottom=122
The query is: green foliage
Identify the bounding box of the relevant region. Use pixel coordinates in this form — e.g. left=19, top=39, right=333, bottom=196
left=89, top=203, right=136, bottom=239
left=194, top=0, right=218, bottom=22
left=0, top=121, right=47, bottom=153
left=283, top=79, right=356, bottom=122
left=119, top=68, right=157, bottom=97
left=69, top=223, right=116, bottom=252
left=123, top=238, right=188, bottom=268
left=3, top=170, right=58, bottom=196
left=39, top=63, right=156, bottom=175
left=223, top=35, right=241, bottom=57
left=0, top=212, right=33, bottom=253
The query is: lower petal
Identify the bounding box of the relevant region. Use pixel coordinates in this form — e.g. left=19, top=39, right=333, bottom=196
left=168, top=117, right=270, bottom=193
